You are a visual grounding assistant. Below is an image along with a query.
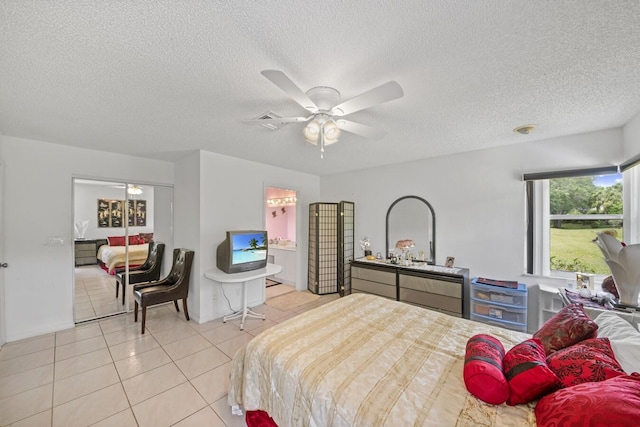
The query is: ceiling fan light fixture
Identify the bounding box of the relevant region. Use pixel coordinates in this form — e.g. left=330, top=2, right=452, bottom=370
left=127, top=184, right=142, bottom=195
left=323, top=120, right=341, bottom=145
left=304, top=119, right=321, bottom=143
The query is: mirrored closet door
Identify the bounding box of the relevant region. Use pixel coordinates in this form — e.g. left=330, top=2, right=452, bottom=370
left=73, top=179, right=173, bottom=323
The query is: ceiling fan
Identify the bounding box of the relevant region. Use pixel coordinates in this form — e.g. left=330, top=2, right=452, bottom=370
left=244, top=70, right=404, bottom=157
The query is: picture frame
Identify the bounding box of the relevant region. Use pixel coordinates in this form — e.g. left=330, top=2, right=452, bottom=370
left=110, top=200, right=123, bottom=228
left=135, top=199, right=146, bottom=226
left=445, top=256, right=455, bottom=268
left=98, top=198, right=146, bottom=228
left=97, top=199, right=110, bottom=228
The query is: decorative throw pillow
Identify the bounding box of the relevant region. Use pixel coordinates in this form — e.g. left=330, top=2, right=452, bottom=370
left=463, top=334, right=509, bottom=404
left=533, top=303, right=598, bottom=354
left=107, top=236, right=126, bottom=246
left=502, top=338, right=559, bottom=405
left=546, top=337, right=625, bottom=388
left=128, top=235, right=142, bottom=245
left=594, top=311, right=640, bottom=374
left=139, top=232, right=154, bottom=243
left=535, top=373, right=640, bottom=426
left=246, top=410, right=278, bottom=427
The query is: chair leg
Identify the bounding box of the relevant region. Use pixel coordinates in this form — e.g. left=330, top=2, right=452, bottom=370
left=182, top=298, right=190, bottom=321
left=134, top=301, right=138, bottom=322
left=122, top=283, right=126, bottom=306
left=173, top=300, right=180, bottom=312
left=115, top=280, right=119, bottom=299
left=141, top=306, right=146, bottom=334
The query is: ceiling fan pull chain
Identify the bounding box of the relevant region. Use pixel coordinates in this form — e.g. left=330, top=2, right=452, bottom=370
left=320, top=117, right=325, bottom=159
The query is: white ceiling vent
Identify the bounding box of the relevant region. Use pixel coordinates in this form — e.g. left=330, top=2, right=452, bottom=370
left=255, top=112, right=283, bottom=130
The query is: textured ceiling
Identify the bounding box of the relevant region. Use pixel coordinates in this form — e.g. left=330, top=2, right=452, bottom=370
left=2, top=1, right=640, bottom=176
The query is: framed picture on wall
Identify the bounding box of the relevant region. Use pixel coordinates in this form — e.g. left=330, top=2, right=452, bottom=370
left=135, top=199, right=146, bottom=226
left=128, top=199, right=135, bottom=226
left=110, top=200, right=123, bottom=227
left=97, top=199, right=110, bottom=228
left=98, top=198, right=146, bottom=227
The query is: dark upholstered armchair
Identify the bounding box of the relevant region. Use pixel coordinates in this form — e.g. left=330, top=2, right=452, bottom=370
left=133, top=248, right=194, bottom=334
left=115, top=241, right=165, bottom=305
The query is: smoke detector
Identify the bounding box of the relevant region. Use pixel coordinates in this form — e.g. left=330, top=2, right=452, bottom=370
left=513, top=124, right=536, bottom=135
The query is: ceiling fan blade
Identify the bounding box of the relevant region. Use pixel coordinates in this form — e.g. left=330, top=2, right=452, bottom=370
left=243, top=116, right=310, bottom=125
left=336, top=119, right=388, bottom=140
left=331, top=81, right=404, bottom=116
left=261, top=70, right=318, bottom=113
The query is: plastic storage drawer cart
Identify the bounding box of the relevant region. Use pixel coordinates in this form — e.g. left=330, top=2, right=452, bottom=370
left=470, top=278, right=528, bottom=332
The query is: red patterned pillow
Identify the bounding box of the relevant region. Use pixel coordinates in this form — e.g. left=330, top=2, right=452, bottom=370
left=246, top=410, right=278, bottom=427
left=139, top=232, right=154, bottom=243
left=107, top=236, right=126, bottom=246
left=533, top=303, right=598, bottom=354
left=128, top=235, right=142, bottom=245
left=535, top=373, right=640, bottom=426
left=502, top=338, right=559, bottom=405
left=463, top=334, right=509, bottom=404
left=546, top=337, right=625, bottom=388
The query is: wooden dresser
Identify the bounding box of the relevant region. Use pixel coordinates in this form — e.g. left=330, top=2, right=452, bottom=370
left=351, top=259, right=470, bottom=318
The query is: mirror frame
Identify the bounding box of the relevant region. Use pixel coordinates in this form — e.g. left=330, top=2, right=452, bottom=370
left=385, top=195, right=436, bottom=264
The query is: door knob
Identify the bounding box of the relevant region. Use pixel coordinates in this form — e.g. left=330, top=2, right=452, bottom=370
left=0, top=263, right=7, bottom=268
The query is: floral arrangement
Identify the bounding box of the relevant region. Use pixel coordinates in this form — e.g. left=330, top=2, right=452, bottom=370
left=360, top=236, right=371, bottom=254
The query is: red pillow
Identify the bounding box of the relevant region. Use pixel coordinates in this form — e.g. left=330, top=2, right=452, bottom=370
left=246, top=410, right=278, bottom=427
left=502, top=338, right=559, bottom=405
left=463, top=334, right=509, bottom=404
left=139, top=232, right=154, bottom=243
left=546, top=337, right=625, bottom=388
left=535, top=373, right=640, bottom=426
left=533, top=303, right=598, bottom=354
left=107, top=236, right=126, bottom=246
left=128, top=235, right=143, bottom=245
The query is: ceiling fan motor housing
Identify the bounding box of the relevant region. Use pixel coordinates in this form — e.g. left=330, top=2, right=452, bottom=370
left=305, top=86, right=340, bottom=112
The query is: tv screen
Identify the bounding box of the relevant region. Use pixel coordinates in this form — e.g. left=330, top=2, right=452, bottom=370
left=217, top=230, right=268, bottom=273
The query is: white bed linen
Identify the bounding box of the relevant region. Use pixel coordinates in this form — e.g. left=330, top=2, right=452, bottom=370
left=97, top=243, right=149, bottom=273
left=229, top=293, right=537, bottom=427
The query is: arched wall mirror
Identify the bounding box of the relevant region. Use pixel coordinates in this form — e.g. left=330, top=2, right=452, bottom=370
left=386, top=195, right=436, bottom=264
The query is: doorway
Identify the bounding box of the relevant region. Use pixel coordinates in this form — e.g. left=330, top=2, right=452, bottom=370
left=73, top=178, right=174, bottom=322
left=265, top=187, right=297, bottom=296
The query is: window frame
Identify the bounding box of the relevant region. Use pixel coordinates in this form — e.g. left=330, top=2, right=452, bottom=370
left=525, top=167, right=632, bottom=280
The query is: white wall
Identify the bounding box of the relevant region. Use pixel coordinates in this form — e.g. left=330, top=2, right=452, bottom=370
left=74, top=182, right=154, bottom=240
left=2, top=136, right=174, bottom=341
left=623, top=111, right=640, bottom=160
left=190, top=150, right=320, bottom=323
left=321, top=128, right=624, bottom=283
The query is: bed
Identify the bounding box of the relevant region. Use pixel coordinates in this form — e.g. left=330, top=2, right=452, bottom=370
left=228, top=293, right=538, bottom=426
left=97, top=242, right=149, bottom=274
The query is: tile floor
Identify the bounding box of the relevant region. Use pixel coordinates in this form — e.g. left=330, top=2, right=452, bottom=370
left=74, top=266, right=125, bottom=322
left=0, top=283, right=339, bottom=427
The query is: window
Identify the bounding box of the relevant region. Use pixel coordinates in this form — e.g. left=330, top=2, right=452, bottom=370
left=525, top=167, right=624, bottom=279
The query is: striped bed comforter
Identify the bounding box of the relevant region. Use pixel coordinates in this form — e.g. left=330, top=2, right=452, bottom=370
left=229, top=293, right=536, bottom=427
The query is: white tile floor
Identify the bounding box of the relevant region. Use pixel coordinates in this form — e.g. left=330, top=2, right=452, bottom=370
left=0, top=282, right=339, bottom=427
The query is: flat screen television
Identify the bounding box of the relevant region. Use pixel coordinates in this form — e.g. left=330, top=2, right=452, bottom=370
left=216, top=230, right=268, bottom=274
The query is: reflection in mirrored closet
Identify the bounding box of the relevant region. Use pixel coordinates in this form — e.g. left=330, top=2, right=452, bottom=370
left=73, top=179, right=173, bottom=323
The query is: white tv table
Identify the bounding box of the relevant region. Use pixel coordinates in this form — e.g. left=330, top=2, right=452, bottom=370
left=204, top=263, right=283, bottom=330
